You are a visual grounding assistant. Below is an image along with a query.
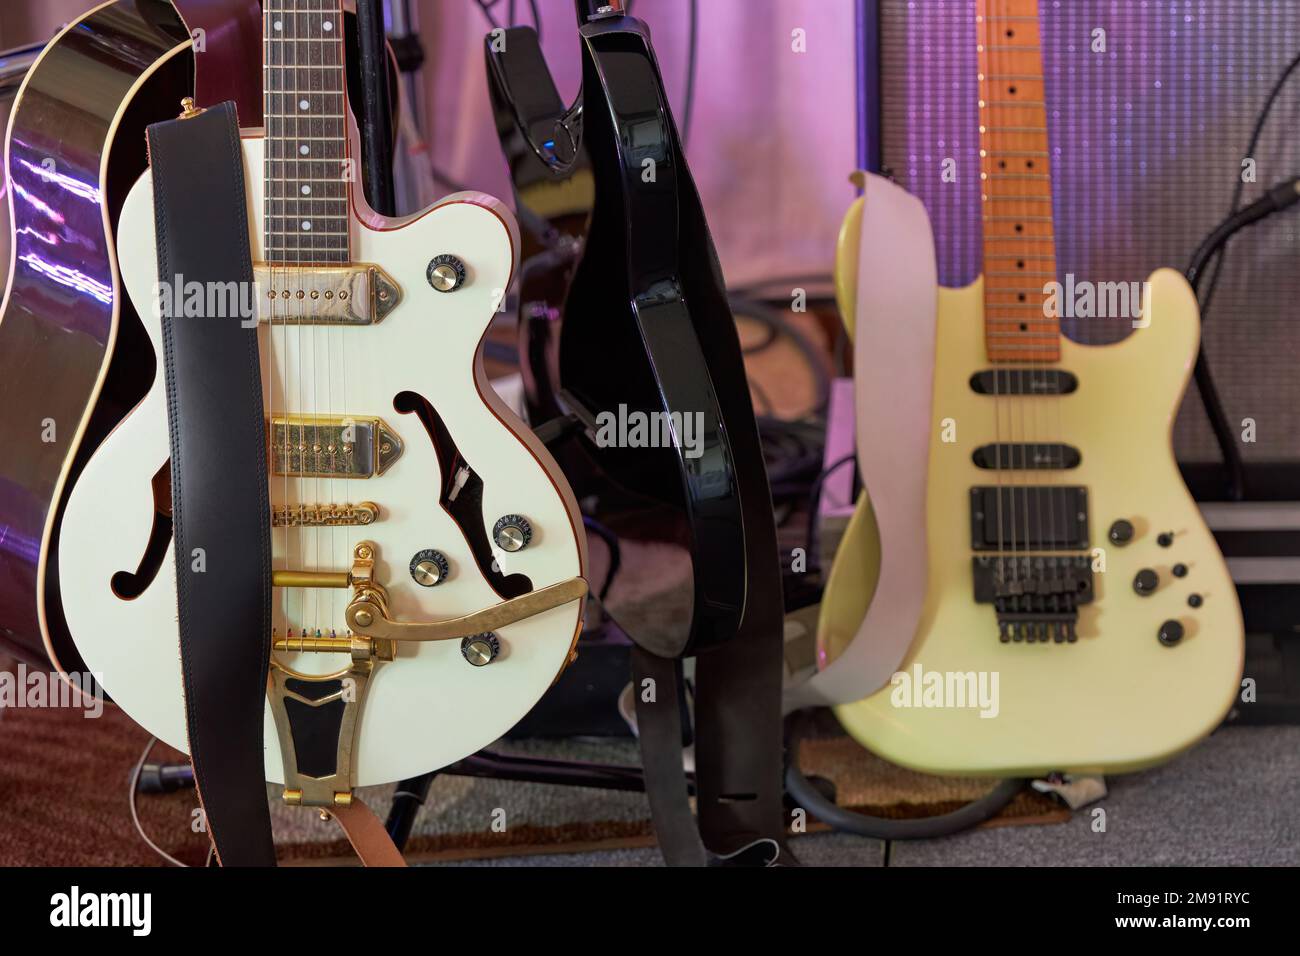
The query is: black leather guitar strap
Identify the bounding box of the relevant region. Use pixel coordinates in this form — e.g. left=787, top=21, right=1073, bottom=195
left=629, top=647, right=707, bottom=866
left=147, top=101, right=277, bottom=867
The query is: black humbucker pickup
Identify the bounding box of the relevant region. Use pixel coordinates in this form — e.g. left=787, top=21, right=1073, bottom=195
left=969, top=486, right=1089, bottom=551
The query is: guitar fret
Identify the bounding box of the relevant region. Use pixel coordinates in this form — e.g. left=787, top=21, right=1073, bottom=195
left=264, top=1, right=350, bottom=265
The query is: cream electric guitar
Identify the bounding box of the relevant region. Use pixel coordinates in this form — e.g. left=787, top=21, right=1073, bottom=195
left=56, top=0, right=587, bottom=793
left=827, top=0, right=1243, bottom=777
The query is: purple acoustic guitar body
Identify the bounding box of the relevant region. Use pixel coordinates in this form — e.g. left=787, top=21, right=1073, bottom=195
left=0, top=0, right=260, bottom=670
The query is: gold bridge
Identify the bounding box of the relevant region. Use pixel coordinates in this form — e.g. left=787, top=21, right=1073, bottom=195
left=254, top=263, right=401, bottom=326
left=269, top=416, right=402, bottom=479
left=272, top=502, right=379, bottom=527
left=267, top=542, right=588, bottom=808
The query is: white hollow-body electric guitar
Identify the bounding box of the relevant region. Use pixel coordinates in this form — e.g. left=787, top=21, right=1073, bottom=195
left=56, top=0, right=588, bottom=794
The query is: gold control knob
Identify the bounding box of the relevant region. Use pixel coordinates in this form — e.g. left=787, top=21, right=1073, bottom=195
left=409, top=549, right=449, bottom=587
left=461, top=633, right=500, bottom=666
left=427, top=254, right=466, bottom=293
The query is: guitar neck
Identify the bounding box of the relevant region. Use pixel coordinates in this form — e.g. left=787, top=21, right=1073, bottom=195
left=976, top=0, right=1059, bottom=363
left=263, top=0, right=350, bottom=265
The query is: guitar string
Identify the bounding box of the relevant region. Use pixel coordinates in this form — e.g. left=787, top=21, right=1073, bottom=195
left=1038, top=0, right=1065, bottom=639
left=268, top=3, right=290, bottom=647
left=310, top=4, right=323, bottom=640
left=980, top=2, right=1015, bottom=626
left=324, top=2, right=339, bottom=640
left=1020, top=0, right=1064, bottom=639
left=999, top=0, right=1037, bottom=639
left=326, top=0, right=344, bottom=639
left=293, top=4, right=310, bottom=638
left=336, top=0, right=350, bottom=639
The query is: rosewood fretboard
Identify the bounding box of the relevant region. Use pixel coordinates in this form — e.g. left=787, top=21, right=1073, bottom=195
left=263, top=0, right=351, bottom=265
left=976, top=0, right=1059, bottom=363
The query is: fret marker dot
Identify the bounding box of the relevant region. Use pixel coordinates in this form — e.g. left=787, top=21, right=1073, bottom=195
left=273, top=20, right=282, bottom=31
left=323, top=21, right=334, bottom=31
left=300, top=99, right=310, bottom=110
left=302, top=221, right=312, bottom=231
left=302, top=185, right=311, bottom=195
left=299, top=145, right=309, bottom=155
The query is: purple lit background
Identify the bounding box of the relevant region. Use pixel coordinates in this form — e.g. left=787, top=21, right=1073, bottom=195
left=881, top=0, right=1300, bottom=462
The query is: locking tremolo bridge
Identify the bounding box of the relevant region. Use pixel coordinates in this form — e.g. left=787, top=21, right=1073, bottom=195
left=267, top=541, right=587, bottom=808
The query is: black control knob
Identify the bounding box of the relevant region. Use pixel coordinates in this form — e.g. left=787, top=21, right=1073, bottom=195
left=1172, top=563, right=1188, bottom=578
left=461, top=632, right=500, bottom=666
left=493, top=514, right=533, bottom=552
left=1158, top=619, right=1185, bottom=647
left=1157, top=531, right=1175, bottom=548
left=1133, top=568, right=1159, bottom=596
left=427, top=254, right=466, bottom=293
left=1108, top=519, right=1135, bottom=546
left=409, top=549, right=449, bottom=587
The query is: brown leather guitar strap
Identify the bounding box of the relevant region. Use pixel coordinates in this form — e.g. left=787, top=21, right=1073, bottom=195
left=332, top=800, right=408, bottom=867
left=148, top=101, right=276, bottom=867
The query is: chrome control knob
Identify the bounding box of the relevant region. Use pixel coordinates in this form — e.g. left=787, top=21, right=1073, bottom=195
left=427, top=254, right=466, bottom=293
left=409, top=549, right=449, bottom=587
left=461, top=632, right=500, bottom=667
left=493, top=514, right=533, bottom=552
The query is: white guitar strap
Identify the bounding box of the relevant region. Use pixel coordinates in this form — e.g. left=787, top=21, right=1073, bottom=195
left=786, top=173, right=938, bottom=710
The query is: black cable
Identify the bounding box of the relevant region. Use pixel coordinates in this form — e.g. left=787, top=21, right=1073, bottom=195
left=528, top=0, right=543, bottom=43
left=729, top=294, right=833, bottom=416
left=681, top=0, right=699, bottom=149
left=1190, top=47, right=1300, bottom=500
left=1186, top=176, right=1300, bottom=501
left=1196, top=48, right=1300, bottom=325
left=803, top=453, right=855, bottom=574
left=474, top=0, right=501, bottom=31
left=582, top=515, right=622, bottom=601
left=785, top=712, right=1026, bottom=840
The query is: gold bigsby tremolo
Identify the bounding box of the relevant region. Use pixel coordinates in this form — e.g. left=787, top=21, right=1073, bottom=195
left=267, top=541, right=588, bottom=808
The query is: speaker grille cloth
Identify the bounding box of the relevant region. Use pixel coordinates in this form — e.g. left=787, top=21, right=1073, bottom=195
left=879, top=0, right=1300, bottom=463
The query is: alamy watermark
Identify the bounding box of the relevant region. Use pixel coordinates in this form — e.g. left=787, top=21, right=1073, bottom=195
left=593, top=404, right=706, bottom=460
left=0, top=663, right=103, bottom=718
left=153, top=274, right=257, bottom=325
left=889, top=663, right=1000, bottom=718
left=1042, top=273, right=1151, bottom=328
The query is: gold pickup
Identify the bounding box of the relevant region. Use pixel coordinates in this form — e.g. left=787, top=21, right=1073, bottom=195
left=269, top=416, right=402, bottom=479
left=255, top=263, right=401, bottom=325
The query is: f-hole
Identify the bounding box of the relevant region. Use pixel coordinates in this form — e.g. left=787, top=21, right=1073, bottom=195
left=393, top=390, right=533, bottom=600
left=110, top=461, right=174, bottom=599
